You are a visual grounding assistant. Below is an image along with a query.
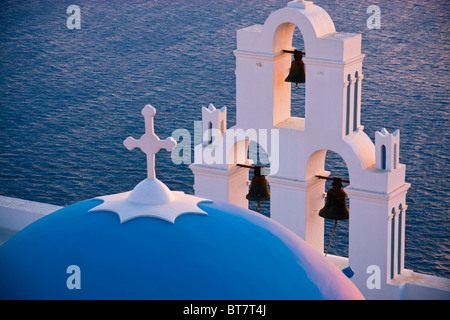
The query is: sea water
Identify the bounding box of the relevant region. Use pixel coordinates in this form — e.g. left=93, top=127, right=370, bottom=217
left=0, top=0, right=448, bottom=279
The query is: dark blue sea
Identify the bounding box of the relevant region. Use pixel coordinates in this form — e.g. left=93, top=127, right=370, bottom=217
left=0, top=0, right=448, bottom=279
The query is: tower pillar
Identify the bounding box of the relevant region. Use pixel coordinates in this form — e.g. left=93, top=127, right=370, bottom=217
left=268, top=175, right=326, bottom=252
left=346, top=183, right=410, bottom=299
left=190, top=164, right=249, bottom=208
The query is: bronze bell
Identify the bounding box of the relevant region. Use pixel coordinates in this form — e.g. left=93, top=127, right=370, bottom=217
left=246, top=166, right=270, bottom=202
left=316, top=176, right=349, bottom=256
left=319, top=178, right=349, bottom=221
left=240, top=165, right=270, bottom=213
left=284, top=49, right=305, bottom=89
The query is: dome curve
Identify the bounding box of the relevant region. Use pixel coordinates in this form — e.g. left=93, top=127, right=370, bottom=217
left=0, top=197, right=364, bottom=300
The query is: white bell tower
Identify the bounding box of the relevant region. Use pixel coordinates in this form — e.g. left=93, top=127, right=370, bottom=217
left=190, top=1, right=449, bottom=299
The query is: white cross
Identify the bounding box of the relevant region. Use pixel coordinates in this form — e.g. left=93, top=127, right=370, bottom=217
left=123, top=105, right=177, bottom=180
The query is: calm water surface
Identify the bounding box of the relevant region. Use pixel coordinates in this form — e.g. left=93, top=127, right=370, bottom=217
left=0, top=0, right=448, bottom=278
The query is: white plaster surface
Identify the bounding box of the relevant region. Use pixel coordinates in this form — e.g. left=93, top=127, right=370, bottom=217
left=0, top=195, right=62, bottom=245
left=89, top=188, right=210, bottom=224
left=189, top=1, right=449, bottom=300
left=0, top=195, right=62, bottom=232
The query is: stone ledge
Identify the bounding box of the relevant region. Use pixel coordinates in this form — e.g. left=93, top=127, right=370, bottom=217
left=0, top=195, right=62, bottom=231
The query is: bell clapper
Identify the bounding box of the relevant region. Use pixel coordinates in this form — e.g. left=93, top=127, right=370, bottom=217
left=324, top=220, right=338, bottom=257
left=315, top=175, right=350, bottom=257
left=237, top=164, right=270, bottom=215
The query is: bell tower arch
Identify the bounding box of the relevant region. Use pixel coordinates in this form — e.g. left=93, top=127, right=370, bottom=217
left=191, top=0, right=413, bottom=299
left=234, top=1, right=338, bottom=131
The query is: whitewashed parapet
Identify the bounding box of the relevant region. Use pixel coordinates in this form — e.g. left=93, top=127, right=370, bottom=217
left=201, top=103, right=227, bottom=146
left=0, top=195, right=62, bottom=232
left=375, top=128, right=400, bottom=171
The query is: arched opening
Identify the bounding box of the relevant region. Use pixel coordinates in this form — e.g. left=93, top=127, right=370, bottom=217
left=207, top=121, right=213, bottom=145
left=305, top=149, right=351, bottom=257
left=397, top=203, right=403, bottom=274
left=322, top=150, right=350, bottom=258
left=272, top=22, right=307, bottom=130
left=225, top=137, right=271, bottom=217
left=289, top=27, right=306, bottom=119
left=353, top=72, right=359, bottom=132
left=390, top=207, right=396, bottom=279
left=247, top=140, right=271, bottom=217
left=381, top=144, right=387, bottom=170
left=393, top=143, right=397, bottom=169
left=345, top=74, right=351, bottom=135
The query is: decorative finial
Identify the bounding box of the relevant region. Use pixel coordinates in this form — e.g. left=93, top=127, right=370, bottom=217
left=88, top=104, right=210, bottom=223
left=124, top=105, right=177, bottom=180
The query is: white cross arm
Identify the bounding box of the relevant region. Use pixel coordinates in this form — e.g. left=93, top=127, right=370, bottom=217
left=123, top=105, right=177, bottom=179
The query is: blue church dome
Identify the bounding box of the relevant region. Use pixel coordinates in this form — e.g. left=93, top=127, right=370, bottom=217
left=0, top=105, right=364, bottom=300
left=0, top=195, right=363, bottom=300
